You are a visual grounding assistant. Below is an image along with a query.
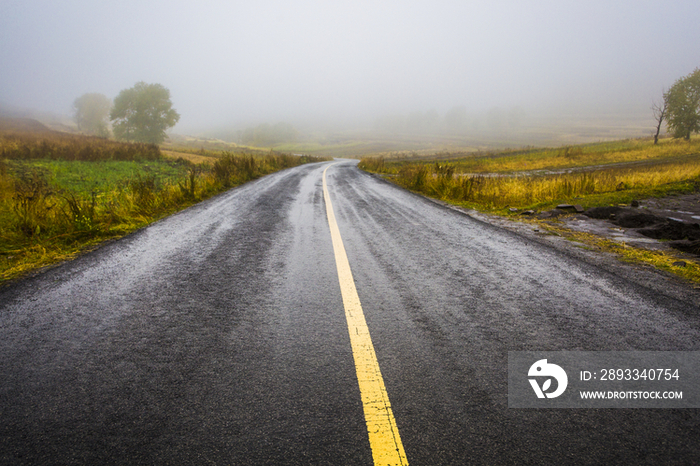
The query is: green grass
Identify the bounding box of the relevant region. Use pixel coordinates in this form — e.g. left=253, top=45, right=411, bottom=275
left=10, top=159, right=188, bottom=195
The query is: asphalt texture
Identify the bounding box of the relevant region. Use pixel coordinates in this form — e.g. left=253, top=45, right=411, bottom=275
left=1, top=159, right=699, bottom=465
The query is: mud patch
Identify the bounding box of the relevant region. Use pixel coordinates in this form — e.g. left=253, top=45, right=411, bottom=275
left=637, top=220, right=700, bottom=242
left=583, top=206, right=624, bottom=220
left=614, top=211, right=665, bottom=228
left=566, top=193, right=700, bottom=256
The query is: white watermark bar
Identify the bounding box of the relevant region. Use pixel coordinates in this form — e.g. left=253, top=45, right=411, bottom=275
left=508, top=351, right=700, bottom=408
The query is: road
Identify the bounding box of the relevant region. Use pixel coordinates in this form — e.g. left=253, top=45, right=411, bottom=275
left=1, top=159, right=699, bottom=465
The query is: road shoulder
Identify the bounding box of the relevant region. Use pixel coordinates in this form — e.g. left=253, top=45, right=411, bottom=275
left=364, top=171, right=700, bottom=310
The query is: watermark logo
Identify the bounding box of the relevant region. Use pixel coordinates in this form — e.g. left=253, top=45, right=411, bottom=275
left=528, top=359, right=568, bottom=399
left=509, top=351, right=698, bottom=408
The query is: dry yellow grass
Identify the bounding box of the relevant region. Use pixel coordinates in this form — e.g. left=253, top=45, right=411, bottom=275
left=363, top=137, right=700, bottom=175
left=453, top=158, right=700, bottom=208
left=161, top=150, right=216, bottom=165
left=460, top=137, right=700, bottom=173
left=361, top=144, right=700, bottom=210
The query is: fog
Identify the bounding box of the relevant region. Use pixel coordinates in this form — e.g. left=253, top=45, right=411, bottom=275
left=1, top=0, right=699, bottom=144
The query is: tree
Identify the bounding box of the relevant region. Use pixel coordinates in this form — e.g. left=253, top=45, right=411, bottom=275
left=665, top=68, right=700, bottom=140
left=110, top=82, right=180, bottom=144
left=73, top=93, right=112, bottom=137
left=651, top=92, right=667, bottom=145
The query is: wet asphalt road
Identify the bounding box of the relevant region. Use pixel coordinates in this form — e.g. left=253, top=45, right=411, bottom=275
left=1, top=159, right=699, bottom=465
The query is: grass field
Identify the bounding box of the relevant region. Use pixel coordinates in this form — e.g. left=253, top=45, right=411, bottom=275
left=161, top=149, right=220, bottom=165
left=12, top=159, right=188, bottom=193
left=189, top=112, right=654, bottom=159
left=359, top=137, right=700, bottom=212
left=162, top=133, right=279, bottom=157
left=0, top=119, right=326, bottom=283
left=0, top=118, right=160, bottom=161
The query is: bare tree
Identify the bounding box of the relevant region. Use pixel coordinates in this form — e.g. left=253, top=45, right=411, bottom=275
left=651, top=92, right=667, bottom=145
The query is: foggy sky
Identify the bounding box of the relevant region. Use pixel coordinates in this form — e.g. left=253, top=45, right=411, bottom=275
left=1, top=0, right=699, bottom=133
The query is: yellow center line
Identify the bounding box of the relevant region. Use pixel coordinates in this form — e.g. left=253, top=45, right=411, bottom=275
left=322, top=163, right=409, bottom=466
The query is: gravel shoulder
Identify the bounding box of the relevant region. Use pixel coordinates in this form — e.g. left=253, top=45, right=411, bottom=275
left=402, top=188, right=700, bottom=307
